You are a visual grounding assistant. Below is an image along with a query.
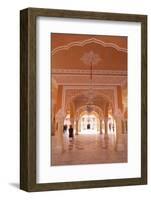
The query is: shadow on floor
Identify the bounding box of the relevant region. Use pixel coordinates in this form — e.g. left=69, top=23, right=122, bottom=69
left=9, top=183, right=19, bottom=189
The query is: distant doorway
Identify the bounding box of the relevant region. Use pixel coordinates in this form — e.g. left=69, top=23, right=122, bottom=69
left=79, top=114, right=100, bottom=134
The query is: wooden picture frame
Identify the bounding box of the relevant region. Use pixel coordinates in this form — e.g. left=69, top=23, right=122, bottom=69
left=20, top=7, right=147, bottom=192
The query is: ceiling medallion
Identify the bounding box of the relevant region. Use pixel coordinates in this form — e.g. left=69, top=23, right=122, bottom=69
left=80, top=50, right=101, bottom=66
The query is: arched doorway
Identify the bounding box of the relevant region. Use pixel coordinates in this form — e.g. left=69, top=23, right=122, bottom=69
left=78, top=112, right=100, bottom=134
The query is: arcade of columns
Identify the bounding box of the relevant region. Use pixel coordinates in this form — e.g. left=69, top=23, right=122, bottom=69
left=52, top=79, right=127, bottom=152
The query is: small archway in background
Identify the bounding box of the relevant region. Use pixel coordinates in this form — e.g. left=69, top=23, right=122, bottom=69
left=78, top=111, right=100, bottom=134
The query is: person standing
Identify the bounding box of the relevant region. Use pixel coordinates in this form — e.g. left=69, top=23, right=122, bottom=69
left=63, top=124, right=67, bottom=134
left=69, top=125, right=74, bottom=141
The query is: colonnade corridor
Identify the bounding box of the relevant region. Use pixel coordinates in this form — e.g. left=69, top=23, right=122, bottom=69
left=51, top=131, right=127, bottom=166
left=51, top=33, right=128, bottom=166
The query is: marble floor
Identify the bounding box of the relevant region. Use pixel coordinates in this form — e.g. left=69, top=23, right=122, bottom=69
left=51, top=133, right=127, bottom=166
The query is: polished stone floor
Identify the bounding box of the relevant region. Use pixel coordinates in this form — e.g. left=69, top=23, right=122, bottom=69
left=51, top=133, right=127, bottom=166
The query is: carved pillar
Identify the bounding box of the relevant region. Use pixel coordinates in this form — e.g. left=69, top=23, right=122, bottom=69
left=70, top=117, right=74, bottom=127
left=75, top=119, right=78, bottom=135
left=100, top=119, right=103, bottom=134
left=50, top=99, right=55, bottom=136
left=104, top=118, right=108, bottom=136
left=123, top=119, right=127, bottom=134
left=102, top=118, right=109, bottom=149
left=55, top=109, right=65, bottom=153
left=104, top=102, right=109, bottom=137
left=114, top=109, right=125, bottom=151
left=122, top=120, right=125, bottom=134
left=51, top=116, right=55, bottom=136
left=78, top=117, right=81, bottom=133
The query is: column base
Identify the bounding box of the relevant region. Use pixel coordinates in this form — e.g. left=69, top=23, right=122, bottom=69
left=115, top=144, right=125, bottom=151
left=115, top=135, right=125, bottom=151
left=102, top=134, right=109, bottom=149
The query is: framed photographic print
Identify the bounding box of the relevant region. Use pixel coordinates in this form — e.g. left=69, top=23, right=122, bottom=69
left=20, top=8, right=147, bottom=191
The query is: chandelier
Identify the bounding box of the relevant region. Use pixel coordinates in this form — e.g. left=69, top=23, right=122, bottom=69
left=81, top=51, right=101, bottom=113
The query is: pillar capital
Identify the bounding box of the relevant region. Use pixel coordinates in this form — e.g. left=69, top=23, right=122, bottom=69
left=114, top=109, right=124, bottom=120
left=70, top=117, right=74, bottom=125
left=56, top=108, right=65, bottom=122
left=104, top=117, right=109, bottom=122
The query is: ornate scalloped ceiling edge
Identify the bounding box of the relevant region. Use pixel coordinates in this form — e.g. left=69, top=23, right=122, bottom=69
left=52, top=37, right=127, bottom=56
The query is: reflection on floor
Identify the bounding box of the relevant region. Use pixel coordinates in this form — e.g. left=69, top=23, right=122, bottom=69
left=51, top=133, right=127, bottom=166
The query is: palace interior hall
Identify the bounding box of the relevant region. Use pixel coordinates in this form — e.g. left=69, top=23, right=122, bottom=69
left=51, top=33, right=128, bottom=166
